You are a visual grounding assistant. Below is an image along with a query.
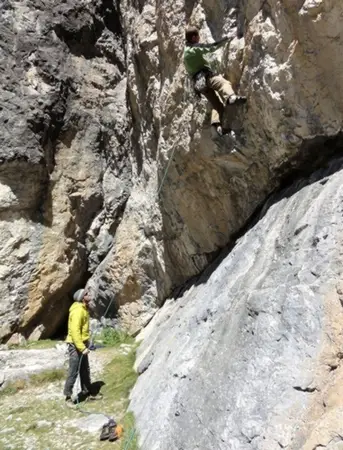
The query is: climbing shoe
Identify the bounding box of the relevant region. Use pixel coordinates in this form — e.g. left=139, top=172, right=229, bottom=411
left=100, top=423, right=110, bottom=441
left=211, top=123, right=231, bottom=137
left=227, top=95, right=247, bottom=106
left=212, top=123, right=223, bottom=136
left=221, top=127, right=231, bottom=135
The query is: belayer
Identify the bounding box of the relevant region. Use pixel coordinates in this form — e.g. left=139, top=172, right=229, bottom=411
left=63, top=289, right=102, bottom=407
left=183, top=26, right=247, bottom=136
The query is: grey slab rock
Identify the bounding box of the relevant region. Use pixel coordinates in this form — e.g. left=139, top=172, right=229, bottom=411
left=70, top=413, right=109, bottom=434
left=130, top=159, right=343, bottom=450
left=0, top=348, right=66, bottom=385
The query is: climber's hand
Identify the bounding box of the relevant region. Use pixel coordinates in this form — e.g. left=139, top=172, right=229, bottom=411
left=82, top=348, right=90, bottom=355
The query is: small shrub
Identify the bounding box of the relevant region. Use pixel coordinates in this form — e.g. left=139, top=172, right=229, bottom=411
left=97, top=327, right=134, bottom=347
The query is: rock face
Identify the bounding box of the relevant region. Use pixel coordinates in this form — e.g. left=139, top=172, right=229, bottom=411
left=0, top=0, right=131, bottom=340
left=1, top=0, right=343, bottom=340
left=0, top=347, right=67, bottom=385
left=130, top=158, right=343, bottom=450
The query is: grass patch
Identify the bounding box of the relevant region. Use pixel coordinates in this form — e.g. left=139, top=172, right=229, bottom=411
left=96, top=327, right=134, bottom=348
left=119, top=412, right=138, bottom=450
left=103, top=349, right=138, bottom=450
left=79, top=347, right=139, bottom=449
left=102, top=349, right=137, bottom=407
left=0, top=380, right=23, bottom=397
left=30, top=368, right=65, bottom=385
left=0, top=346, right=139, bottom=449
left=0, top=368, right=65, bottom=397
left=8, top=339, right=59, bottom=350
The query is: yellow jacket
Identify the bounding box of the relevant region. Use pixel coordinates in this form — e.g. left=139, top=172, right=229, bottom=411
left=66, top=302, right=90, bottom=352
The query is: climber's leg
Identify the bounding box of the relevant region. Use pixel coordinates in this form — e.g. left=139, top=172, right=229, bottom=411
left=207, top=75, right=234, bottom=103
left=203, top=88, right=224, bottom=121
left=208, top=75, right=246, bottom=106
left=203, top=90, right=227, bottom=136
left=210, top=108, right=220, bottom=126
left=203, top=88, right=224, bottom=124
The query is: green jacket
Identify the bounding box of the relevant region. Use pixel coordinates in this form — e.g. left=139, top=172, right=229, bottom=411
left=66, top=302, right=90, bottom=352
left=183, top=38, right=228, bottom=77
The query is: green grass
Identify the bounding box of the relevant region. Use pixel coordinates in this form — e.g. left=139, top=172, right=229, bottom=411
left=30, top=368, right=65, bottom=385
left=102, top=348, right=138, bottom=407
left=8, top=339, right=59, bottom=350
left=83, top=347, right=139, bottom=449
left=119, top=412, right=138, bottom=450
left=96, top=327, right=135, bottom=348
left=0, top=346, right=139, bottom=449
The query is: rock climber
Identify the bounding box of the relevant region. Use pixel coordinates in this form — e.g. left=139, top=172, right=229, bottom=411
left=183, top=26, right=246, bottom=136
left=63, top=288, right=102, bottom=407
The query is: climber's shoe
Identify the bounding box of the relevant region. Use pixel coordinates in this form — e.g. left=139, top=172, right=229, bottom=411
left=211, top=122, right=223, bottom=136
left=227, top=95, right=247, bottom=106
left=221, top=127, right=231, bottom=135
left=100, top=423, right=110, bottom=441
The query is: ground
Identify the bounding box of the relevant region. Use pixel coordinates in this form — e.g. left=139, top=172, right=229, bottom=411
left=0, top=339, right=138, bottom=450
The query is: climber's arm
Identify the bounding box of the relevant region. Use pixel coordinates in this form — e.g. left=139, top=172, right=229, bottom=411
left=195, top=37, right=229, bottom=54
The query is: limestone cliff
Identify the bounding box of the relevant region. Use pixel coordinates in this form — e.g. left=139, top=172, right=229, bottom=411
left=1, top=0, right=343, bottom=346
left=130, top=158, right=343, bottom=449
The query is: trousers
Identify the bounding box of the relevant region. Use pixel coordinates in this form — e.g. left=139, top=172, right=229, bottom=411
left=63, top=344, right=92, bottom=397
left=203, top=74, right=235, bottom=125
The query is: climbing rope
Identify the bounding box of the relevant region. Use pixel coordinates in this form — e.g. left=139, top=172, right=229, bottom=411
left=157, top=143, right=178, bottom=196
left=123, top=427, right=136, bottom=450
left=102, top=297, right=114, bottom=319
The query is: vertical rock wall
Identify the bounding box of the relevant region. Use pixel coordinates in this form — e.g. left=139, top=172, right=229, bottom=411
left=1, top=0, right=343, bottom=339
left=0, top=0, right=131, bottom=339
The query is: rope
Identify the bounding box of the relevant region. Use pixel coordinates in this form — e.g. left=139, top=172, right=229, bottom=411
left=102, top=297, right=114, bottom=319
left=123, top=427, right=136, bottom=450
left=157, top=143, right=178, bottom=196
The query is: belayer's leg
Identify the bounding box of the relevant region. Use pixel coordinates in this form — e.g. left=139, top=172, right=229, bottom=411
left=80, top=353, right=92, bottom=395
left=63, top=344, right=80, bottom=401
